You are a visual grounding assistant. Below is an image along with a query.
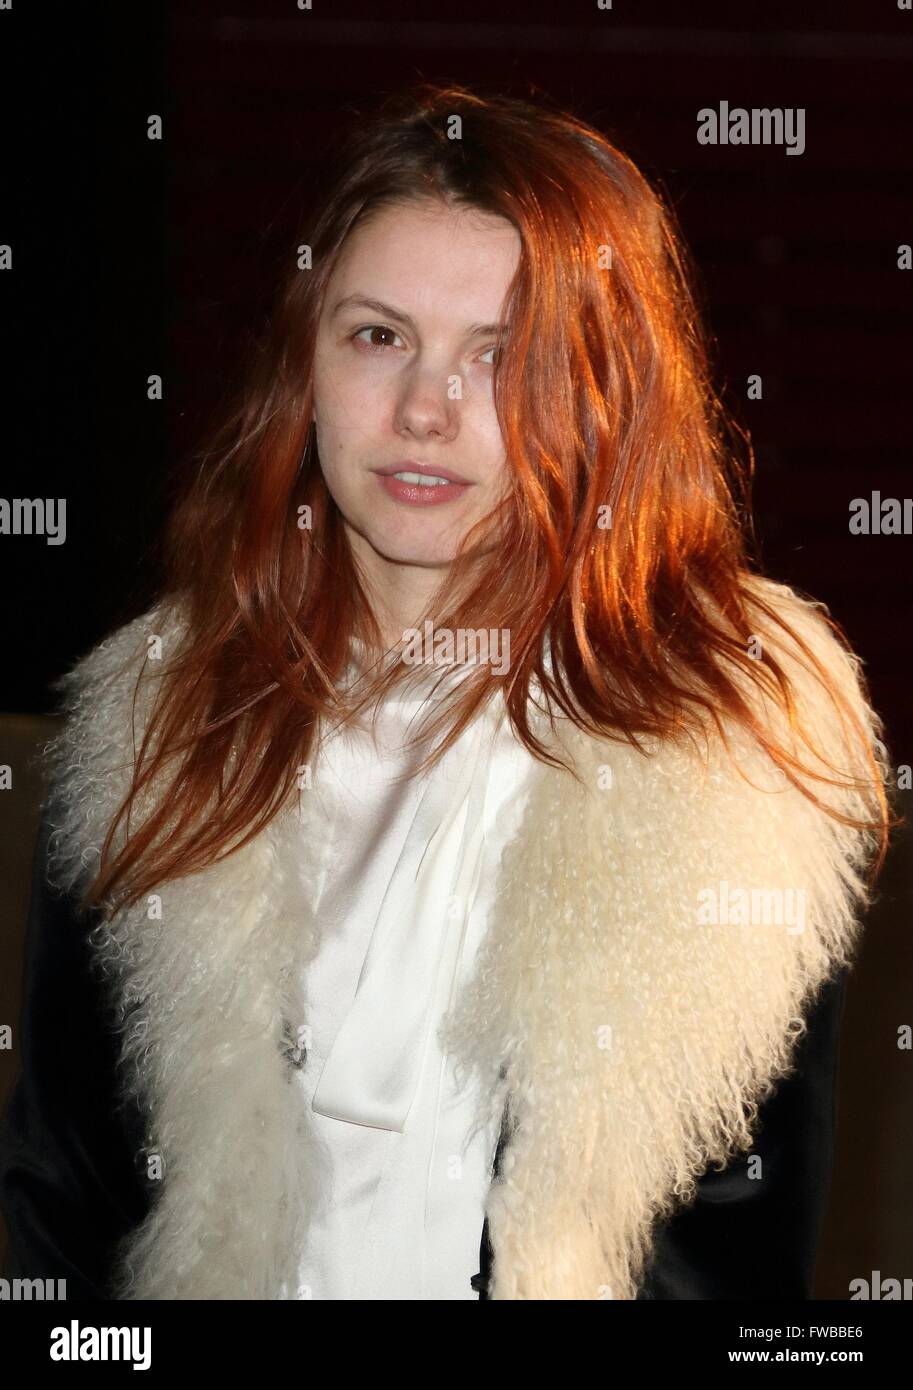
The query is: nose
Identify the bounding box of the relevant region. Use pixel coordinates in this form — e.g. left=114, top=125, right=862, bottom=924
left=392, top=363, right=460, bottom=444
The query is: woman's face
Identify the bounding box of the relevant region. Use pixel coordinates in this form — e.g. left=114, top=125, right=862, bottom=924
left=311, top=198, right=521, bottom=583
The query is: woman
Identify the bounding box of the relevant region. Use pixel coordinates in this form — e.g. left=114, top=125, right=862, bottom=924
left=0, top=83, right=893, bottom=1301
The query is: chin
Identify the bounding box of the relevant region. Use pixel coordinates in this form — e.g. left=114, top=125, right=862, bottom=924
left=353, top=518, right=455, bottom=566
left=372, top=540, right=457, bottom=569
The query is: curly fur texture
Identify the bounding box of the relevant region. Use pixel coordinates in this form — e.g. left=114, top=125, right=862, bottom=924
left=41, top=577, right=887, bottom=1299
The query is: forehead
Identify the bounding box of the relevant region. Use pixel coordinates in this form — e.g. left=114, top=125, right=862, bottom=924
left=327, top=200, right=521, bottom=323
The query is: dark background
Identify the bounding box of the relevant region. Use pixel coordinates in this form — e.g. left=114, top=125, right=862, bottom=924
left=1, top=0, right=910, bottom=1301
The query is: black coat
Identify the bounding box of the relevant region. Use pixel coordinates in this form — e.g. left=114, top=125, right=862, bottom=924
left=0, top=812, right=848, bottom=1301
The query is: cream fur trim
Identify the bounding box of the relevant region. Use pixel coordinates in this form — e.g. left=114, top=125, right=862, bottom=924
left=40, top=576, right=887, bottom=1299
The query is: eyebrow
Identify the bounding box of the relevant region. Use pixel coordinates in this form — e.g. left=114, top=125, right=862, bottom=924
left=330, top=293, right=505, bottom=338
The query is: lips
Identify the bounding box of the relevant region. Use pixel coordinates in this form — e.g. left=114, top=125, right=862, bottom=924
left=372, top=462, right=475, bottom=508
left=374, top=461, right=473, bottom=485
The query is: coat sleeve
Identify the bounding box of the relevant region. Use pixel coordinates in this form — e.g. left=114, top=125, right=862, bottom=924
left=0, top=808, right=151, bottom=1298
left=636, top=966, right=847, bottom=1300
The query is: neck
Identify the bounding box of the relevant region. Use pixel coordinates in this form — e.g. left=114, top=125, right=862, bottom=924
left=348, top=532, right=451, bottom=652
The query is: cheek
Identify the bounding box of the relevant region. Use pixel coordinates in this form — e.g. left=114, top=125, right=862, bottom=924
left=314, top=350, right=390, bottom=434
left=474, top=400, right=508, bottom=483
left=314, top=376, right=380, bottom=504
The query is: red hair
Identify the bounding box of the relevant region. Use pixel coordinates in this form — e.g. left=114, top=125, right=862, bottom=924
left=84, top=82, right=893, bottom=913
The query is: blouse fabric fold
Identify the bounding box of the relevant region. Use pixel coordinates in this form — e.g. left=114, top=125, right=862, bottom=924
left=293, top=660, right=536, bottom=1300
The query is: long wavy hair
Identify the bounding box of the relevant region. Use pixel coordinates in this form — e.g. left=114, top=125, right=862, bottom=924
left=82, top=81, right=893, bottom=914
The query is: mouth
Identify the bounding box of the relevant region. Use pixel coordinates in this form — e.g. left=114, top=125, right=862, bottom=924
left=371, top=462, right=475, bottom=507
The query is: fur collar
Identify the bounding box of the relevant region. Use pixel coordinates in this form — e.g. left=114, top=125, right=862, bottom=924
left=41, top=576, right=885, bottom=1300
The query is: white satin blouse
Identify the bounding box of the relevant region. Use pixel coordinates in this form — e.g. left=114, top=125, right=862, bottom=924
left=292, top=657, right=537, bottom=1300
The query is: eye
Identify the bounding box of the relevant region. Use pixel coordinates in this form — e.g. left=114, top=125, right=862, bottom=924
left=352, top=324, right=404, bottom=353
left=351, top=325, right=501, bottom=366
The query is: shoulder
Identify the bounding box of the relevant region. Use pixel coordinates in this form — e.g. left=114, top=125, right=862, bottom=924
left=740, top=573, right=876, bottom=717
left=40, top=596, right=188, bottom=900
left=713, top=572, right=889, bottom=798
left=50, top=597, right=188, bottom=712
left=637, top=962, right=849, bottom=1299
